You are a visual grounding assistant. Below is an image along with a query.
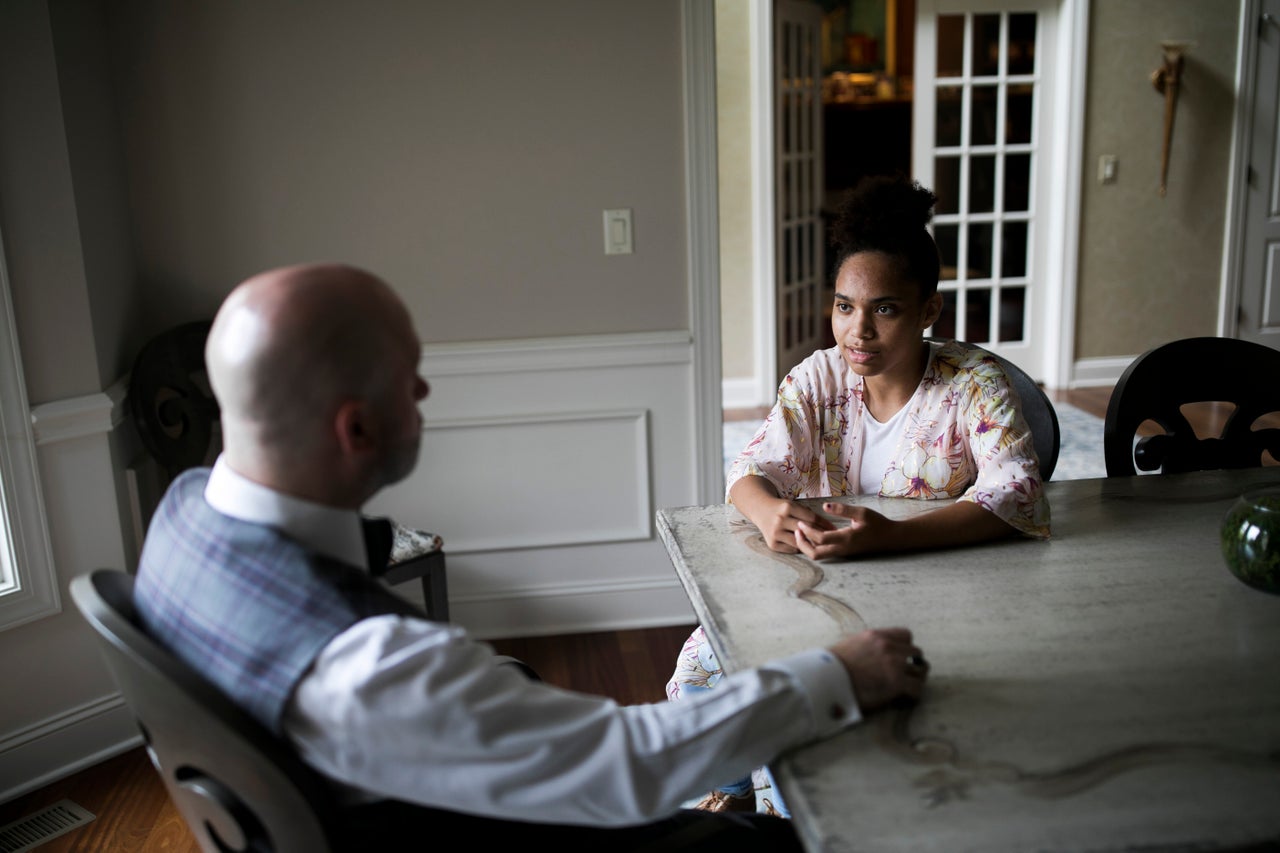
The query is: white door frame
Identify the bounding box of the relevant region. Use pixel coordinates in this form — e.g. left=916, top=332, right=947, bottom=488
left=1223, top=0, right=1279, bottom=349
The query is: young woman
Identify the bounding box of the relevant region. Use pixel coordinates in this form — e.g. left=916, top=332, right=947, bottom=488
left=670, top=174, right=1051, bottom=815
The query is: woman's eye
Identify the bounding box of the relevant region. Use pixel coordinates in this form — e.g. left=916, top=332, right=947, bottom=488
left=835, top=302, right=851, bottom=313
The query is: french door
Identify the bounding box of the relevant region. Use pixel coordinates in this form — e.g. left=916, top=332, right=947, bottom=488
left=1236, top=0, right=1280, bottom=351
left=913, top=0, right=1062, bottom=381
left=773, top=0, right=825, bottom=386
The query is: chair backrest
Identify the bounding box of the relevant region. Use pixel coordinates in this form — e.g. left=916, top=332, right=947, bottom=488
left=1103, top=336, right=1280, bottom=476
left=128, top=320, right=220, bottom=481
left=928, top=338, right=1061, bottom=482
left=69, top=569, right=343, bottom=853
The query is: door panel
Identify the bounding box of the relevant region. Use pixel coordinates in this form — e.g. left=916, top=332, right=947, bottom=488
left=914, top=0, right=1058, bottom=380
left=1239, top=1, right=1280, bottom=349
left=774, top=0, right=825, bottom=385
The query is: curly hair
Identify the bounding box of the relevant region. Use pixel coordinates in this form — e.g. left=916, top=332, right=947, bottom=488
left=829, top=174, right=941, bottom=298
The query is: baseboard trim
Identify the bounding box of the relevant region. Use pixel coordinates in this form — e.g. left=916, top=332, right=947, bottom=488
left=0, top=695, right=140, bottom=803
left=1070, top=354, right=1133, bottom=388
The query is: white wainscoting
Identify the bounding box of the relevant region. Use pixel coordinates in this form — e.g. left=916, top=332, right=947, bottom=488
left=366, top=331, right=700, bottom=639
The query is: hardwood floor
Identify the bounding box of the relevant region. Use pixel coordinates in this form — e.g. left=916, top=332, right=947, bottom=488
left=0, top=624, right=696, bottom=852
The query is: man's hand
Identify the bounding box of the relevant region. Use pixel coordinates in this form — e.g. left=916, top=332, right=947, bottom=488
left=828, top=627, right=928, bottom=711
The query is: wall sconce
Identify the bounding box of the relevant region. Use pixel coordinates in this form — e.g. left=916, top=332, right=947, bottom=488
left=1151, top=40, right=1194, bottom=197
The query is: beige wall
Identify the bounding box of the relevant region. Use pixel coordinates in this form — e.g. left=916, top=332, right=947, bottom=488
left=105, top=0, right=689, bottom=348
left=1076, top=0, right=1241, bottom=360
left=0, top=1, right=106, bottom=403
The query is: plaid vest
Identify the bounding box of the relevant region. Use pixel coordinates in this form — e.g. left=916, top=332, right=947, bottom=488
left=134, top=468, right=421, bottom=734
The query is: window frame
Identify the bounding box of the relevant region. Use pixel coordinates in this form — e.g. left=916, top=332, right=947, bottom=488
left=0, top=228, right=59, bottom=631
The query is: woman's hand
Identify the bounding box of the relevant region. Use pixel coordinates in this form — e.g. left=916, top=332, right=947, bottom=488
left=794, top=503, right=896, bottom=559
left=795, top=499, right=1017, bottom=560
left=753, top=498, right=836, bottom=553
left=730, top=476, right=834, bottom=553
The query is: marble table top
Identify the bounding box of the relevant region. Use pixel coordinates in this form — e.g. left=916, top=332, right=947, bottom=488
left=657, top=468, right=1280, bottom=853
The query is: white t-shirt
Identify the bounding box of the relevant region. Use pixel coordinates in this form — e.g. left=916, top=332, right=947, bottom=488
left=859, top=400, right=911, bottom=494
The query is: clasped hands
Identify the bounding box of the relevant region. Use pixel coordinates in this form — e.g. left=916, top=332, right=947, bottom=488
left=754, top=497, right=891, bottom=561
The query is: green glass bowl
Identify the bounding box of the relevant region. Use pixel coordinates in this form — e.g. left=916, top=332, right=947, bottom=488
left=1220, top=486, right=1280, bottom=594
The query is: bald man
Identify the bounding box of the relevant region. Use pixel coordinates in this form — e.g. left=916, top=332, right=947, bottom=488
left=134, top=263, right=928, bottom=850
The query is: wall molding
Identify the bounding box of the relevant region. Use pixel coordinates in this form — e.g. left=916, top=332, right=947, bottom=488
left=722, top=376, right=769, bottom=410
left=0, top=693, right=138, bottom=803
left=30, top=390, right=116, bottom=445
left=419, top=331, right=690, bottom=376
left=417, top=408, right=653, bottom=554
left=1070, top=354, right=1133, bottom=388
left=683, top=0, right=725, bottom=506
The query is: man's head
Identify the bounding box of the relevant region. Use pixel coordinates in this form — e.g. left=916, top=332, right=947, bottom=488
left=205, top=263, right=428, bottom=507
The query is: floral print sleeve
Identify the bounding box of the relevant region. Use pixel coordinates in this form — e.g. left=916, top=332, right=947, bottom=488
left=883, top=341, right=1051, bottom=539
left=725, top=348, right=859, bottom=501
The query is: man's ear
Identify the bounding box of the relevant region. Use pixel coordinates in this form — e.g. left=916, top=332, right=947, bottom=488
left=333, top=399, right=374, bottom=455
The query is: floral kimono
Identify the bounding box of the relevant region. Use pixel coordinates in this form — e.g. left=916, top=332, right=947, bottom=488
left=670, top=339, right=1050, bottom=699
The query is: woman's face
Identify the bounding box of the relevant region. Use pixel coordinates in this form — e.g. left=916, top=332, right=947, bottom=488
left=830, top=251, right=942, bottom=386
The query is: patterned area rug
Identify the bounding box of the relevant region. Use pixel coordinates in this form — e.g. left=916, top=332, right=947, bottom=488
left=722, top=400, right=1107, bottom=482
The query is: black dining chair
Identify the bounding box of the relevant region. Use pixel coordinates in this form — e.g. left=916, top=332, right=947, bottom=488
left=70, top=568, right=345, bottom=852
left=928, top=338, right=1061, bottom=482
left=1103, top=336, right=1280, bottom=476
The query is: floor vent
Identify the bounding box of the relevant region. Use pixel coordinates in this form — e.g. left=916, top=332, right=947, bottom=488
left=0, top=800, right=95, bottom=853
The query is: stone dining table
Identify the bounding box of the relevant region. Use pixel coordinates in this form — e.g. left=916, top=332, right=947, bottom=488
left=657, top=468, right=1280, bottom=853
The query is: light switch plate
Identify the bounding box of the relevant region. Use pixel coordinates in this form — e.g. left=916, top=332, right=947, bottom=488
left=1098, top=155, right=1118, bottom=184
left=603, top=209, right=633, bottom=255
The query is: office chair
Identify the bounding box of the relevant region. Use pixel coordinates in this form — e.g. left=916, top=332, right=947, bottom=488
left=70, top=568, right=345, bottom=852
left=1103, top=336, right=1280, bottom=476
left=928, top=338, right=1061, bottom=482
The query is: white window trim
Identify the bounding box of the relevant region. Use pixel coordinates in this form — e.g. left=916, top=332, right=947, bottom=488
left=0, top=229, right=59, bottom=631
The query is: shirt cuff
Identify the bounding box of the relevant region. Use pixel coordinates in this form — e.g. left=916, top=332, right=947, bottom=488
left=764, top=647, right=862, bottom=737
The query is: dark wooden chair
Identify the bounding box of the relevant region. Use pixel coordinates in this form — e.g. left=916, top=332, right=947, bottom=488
left=929, top=338, right=1061, bottom=481
left=1103, top=336, right=1280, bottom=476
left=70, top=569, right=344, bottom=852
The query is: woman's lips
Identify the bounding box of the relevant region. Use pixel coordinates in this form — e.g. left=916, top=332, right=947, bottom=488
left=844, top=347, right=877, bottom=364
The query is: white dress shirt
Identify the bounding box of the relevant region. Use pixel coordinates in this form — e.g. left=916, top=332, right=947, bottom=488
left=205, top=456, right=862, bottom=827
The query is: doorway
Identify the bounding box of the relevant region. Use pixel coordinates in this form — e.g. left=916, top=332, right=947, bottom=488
left=716, top=0, right=918, bottom=412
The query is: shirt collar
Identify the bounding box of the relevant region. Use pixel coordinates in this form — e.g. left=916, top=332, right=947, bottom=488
left=204, top=455, right=369, bottom=571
